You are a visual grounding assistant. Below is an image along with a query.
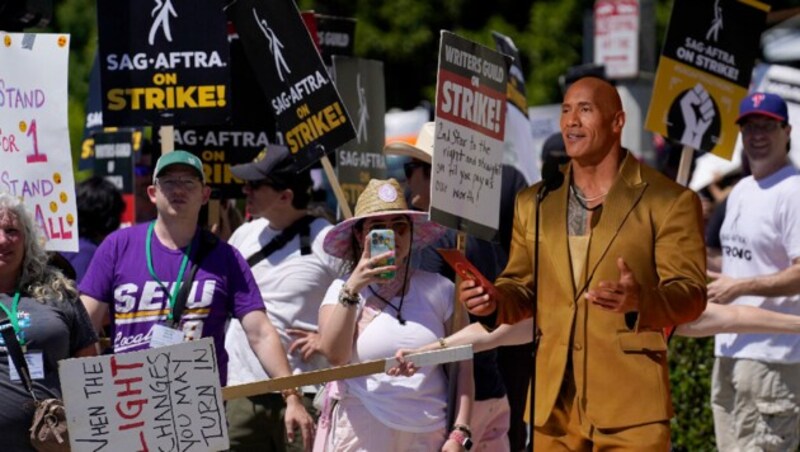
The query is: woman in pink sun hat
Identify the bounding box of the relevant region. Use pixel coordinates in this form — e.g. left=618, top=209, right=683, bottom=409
left=314, top=178, right=473, bottom=451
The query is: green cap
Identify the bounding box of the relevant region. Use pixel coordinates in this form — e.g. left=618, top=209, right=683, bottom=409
left=153, top=150, right=205, bottom=184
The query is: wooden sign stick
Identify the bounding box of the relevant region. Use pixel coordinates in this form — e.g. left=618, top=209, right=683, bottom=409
left=676, top=145, right=694, bottom=187
left=222, top=345, right=473, bottom=400
left=320, top=154, right=353, bottom=219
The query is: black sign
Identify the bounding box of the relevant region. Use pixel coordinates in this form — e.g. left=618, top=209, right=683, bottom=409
left=97, top=0, right=231, bottom=126
left=93, top=131, right=136, bottom=225
left=315, top=15, right=356, bottom=65
left=661, top=0, right=765, bottom=88
left=230, top=0, right=355, bottom=170
left=333, top=57, right=386, bottom=212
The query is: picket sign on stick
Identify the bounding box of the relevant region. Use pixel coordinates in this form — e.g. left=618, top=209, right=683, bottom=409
left=321, top=154, right=354, bottom=219
left=444, top=231, right=471, bottom=425
left=223, top=345, right=473, bottom=400
left=676, top=145, right=694, bottom=187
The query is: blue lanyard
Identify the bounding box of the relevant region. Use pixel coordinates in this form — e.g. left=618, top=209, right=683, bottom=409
left=0, top=290, right=23, bottom=345
left=145, top=222, right=192, bottom=322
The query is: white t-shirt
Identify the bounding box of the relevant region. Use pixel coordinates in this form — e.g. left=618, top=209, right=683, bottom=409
left=225, top=217, right=341, bottom=386
left=321, top=271, right=454, bottom=432
left=715, top=165, right=800, bottom=363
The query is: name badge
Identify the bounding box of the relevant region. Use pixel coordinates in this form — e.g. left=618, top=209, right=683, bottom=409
left=150, top=324, right=185, bottom=348
left=8, top=351, right=44, bottom=381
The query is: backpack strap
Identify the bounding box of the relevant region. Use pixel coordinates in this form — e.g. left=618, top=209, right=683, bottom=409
left=246, top=215, right=316, bottom=267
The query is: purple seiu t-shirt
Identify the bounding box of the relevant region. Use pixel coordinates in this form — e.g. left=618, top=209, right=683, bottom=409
left=79, top=223, right=264, bottom=385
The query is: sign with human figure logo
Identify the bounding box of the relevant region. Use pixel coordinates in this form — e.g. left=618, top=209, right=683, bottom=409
left=645, top=0, right=769, bottom=159
left=97, top=0, right=231, bottom=126
left=231, top=0, right=355, bottom=171
left=332, top=57, right=386, bottom=212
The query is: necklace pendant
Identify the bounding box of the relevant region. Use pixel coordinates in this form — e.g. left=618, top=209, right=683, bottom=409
left=397, top=315, right=406, bottom=325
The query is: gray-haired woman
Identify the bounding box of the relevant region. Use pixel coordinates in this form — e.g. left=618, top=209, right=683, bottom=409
left=0, top=193, right=98, bottom=450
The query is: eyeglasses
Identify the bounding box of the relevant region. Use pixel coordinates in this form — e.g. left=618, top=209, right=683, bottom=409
left=741, top=121, right=784, bottom=135
left=155, top=177, right=201, bottom=191
left=403, top=161, right=431, bottom=179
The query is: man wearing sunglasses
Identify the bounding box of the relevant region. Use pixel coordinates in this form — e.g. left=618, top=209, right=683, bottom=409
left=708, top=92, right=800, bottom=451
left=224, top=145, right=341, bottom=451
left=79, top=150, right=316, bottom=449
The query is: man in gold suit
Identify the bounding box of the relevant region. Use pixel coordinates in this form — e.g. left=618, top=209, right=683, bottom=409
left=461, top=76, right=707, bottom=450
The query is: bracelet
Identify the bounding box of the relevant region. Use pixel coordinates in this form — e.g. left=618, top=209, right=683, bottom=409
left=438, top=337, right=447, bottom=349
left=452, top=423, right=472, bottom=437
left=280, top=387, right=302, bottom=401
left=338, top=285, right=360, bottom=306
left=449, top=428, right=473, bottom=450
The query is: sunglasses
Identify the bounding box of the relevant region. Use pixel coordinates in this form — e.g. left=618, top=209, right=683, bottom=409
left=403, top=161, right=431, bottom=179
left=367, top=219, right=412, bottom=236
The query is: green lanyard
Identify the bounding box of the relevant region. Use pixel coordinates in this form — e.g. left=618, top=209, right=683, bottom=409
left=145, top=221, right=192, bottom=322
left=0, top=290, right=23, bottom=345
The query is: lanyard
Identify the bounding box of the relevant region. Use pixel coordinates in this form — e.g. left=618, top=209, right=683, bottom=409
left=145, top=222, right=192, bottom=322
left=0, top=290, right=23, bottom=345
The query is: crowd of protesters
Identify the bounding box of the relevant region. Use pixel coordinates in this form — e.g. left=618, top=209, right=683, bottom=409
left=2, top=81, right=800, bottom=451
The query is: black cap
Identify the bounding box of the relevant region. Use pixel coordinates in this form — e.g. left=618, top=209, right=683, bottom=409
left=230, top=145, right=298, bottom=185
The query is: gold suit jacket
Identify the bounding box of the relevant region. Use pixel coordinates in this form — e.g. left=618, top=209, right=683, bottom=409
left=495, top=153, right=707, bottom=429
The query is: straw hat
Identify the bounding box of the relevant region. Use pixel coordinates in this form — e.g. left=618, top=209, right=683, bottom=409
left=383, top=122, right=434, bottom=163
left=323, top=178, right=446, bottom=258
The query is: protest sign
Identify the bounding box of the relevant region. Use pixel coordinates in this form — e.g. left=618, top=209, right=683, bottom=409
left=430, top=32, right=510, bottom=241
left=645, top=0, right=769, bottom=159
left=60, top=338, right=228, bottom=451
left=312, top=14, right=357, bottom=65
left=333, top=57, right=387, bottom=212
left=175, top=128, right=266, bottom=198
left=231, top=0, right=355, bottom=170
left=97, top=0, right=230, bottom=127
left=0, top=32, right=78, bottom=252
left=493, top=31, right=540, bottom=185
left=172, top=33, right=276, bottom=199
left=93, top=131, right=136, bottom=226
left=594, top=0, right=639, bottom=79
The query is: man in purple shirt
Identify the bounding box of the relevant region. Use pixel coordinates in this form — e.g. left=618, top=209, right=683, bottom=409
left=80, top=150, right=315, bottom=448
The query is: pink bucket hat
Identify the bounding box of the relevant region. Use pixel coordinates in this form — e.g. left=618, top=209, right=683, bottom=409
left=323, top=178, right=446, bottom=258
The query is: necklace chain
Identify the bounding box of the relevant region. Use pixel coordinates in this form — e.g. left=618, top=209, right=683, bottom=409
left=570, top=185, right=605, bottom=211
left=571, top=184, right=608, bottom=202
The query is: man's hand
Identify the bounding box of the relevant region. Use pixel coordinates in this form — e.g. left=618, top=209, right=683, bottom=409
left=284, top=395, right=315, bottom=451
left=707, top=270, right=741, bottom=304
left=459, top=279, right=496, bottom=316
left=586, top=257, right=641, bottom=313
left=287, top=329, right=322, bottom=362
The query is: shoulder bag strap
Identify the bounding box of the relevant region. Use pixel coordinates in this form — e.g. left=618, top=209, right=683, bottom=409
left=0, top=310, right=37, bottom=401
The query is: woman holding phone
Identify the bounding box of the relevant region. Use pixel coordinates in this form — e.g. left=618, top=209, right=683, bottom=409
left=315, top=178, right=473, bottom=451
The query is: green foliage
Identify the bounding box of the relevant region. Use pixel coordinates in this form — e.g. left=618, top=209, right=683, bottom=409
left=668, top=335, right=716, bottom=451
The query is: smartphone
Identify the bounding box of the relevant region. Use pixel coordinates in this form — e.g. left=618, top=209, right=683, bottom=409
left=367, top=229, right=396, bottom=279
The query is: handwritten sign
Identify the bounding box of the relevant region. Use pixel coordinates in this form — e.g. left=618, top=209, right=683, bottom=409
left=430, top=32, right=510, bottom=241
left=0, top=33, right=78, bottom=252
left=59, top=338, right=228, bottom=451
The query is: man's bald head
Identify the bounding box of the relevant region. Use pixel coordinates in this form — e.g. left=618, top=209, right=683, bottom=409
left=560, top=76, right=626, bottom=164
left=568, top=77, right=623, bottom=115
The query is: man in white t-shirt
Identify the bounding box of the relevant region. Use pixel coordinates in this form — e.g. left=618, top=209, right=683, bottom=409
left=708, top=92, right=800, bottom=451
left=224, top=145, right=340, bottom=451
